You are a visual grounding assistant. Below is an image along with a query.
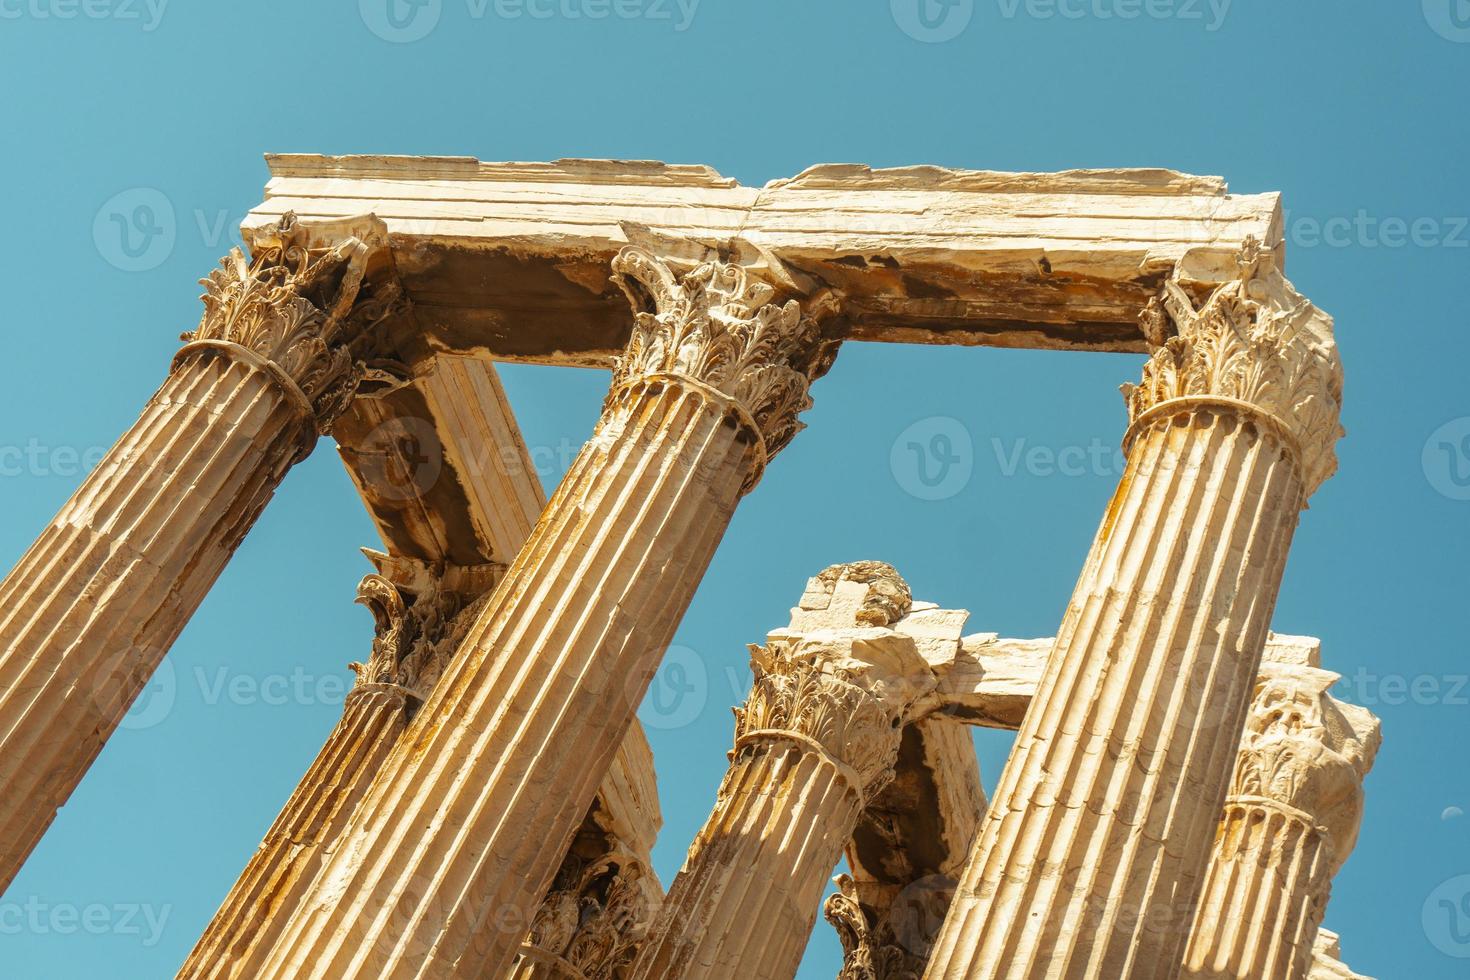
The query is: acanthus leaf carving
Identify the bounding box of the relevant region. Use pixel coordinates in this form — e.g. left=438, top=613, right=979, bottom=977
left=607, top=246, right=840, bottom=476
left=350, top=563, right=499, bottom=708
left=1229, top=665, right=1376, bottom=873
left=527, top=844, right=656, bottom=980
left=1121, top=238, right=1344, bottom=499
left=736, top=638, right=906, bottom=798
left=732, top=563, right=938, bottom=799
left=180, top=213, right=406, bottom=435
left=823, top=874, right=927, bottom=980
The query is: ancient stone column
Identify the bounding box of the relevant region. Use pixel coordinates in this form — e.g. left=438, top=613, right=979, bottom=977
left=177, top=554, right=497, bottom=979
left=509, top=807, right=661, bottom=980
left=628, top=563, right=938, bottom=980
left=1182, top=642, right=1380, bottom=980
left=925, top=242, right=1345, bottom=979
left=235, top=247, right=836, bottom=979
left=827, top=874, right=946, bottom=980
left=825, top=715, right=986, bottom=980
left=0, top=214, right=399, bottom=893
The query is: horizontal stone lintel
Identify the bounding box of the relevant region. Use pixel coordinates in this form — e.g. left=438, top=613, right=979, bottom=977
left=243, top=155, right=1284, bottom=366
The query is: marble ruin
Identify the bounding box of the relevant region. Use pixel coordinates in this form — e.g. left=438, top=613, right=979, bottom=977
left=0, top=155, right=1376, bottom=978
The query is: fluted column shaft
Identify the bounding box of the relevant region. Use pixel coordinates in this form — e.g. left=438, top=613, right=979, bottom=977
left=630, top=562, right=927, bottom=980
left=188, top=246, right=831, bottom=979
left=224, top=248, right=831, bottom=980
left=242, top=378, right=755, bottom=978
left=0, top=348, right=317, bottom=893
left=926, top=410, right=1302, bottom=979
left=925, top=248, right=1343, bottom=980
left=637, top=738, right=865, bottom=980
left=179, top=559, right=495, bottom=979
left=180, top=684, right=411, bottom=978
left=1183, top=800, right=1329, bottom=980
left=1182, top=657, right=1378, bottom=980
left=0, top=215, right=393, bottom=895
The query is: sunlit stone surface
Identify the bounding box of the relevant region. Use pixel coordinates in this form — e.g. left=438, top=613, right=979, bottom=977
left=0, top=156, right=1376, bottom=980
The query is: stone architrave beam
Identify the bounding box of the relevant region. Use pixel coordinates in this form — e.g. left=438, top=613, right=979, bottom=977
left=242, top=155, right=1283, bottom=364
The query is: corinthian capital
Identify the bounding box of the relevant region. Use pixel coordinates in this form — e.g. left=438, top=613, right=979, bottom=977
left=1122, top=239, right=1345, bottom=498
left=526, top=844, right=657, bottom=980
left=350, top=552, right=503, bottom=708
left=608, top=246, right=839, bottom=469
left=824, top=873, right=935, bottom=980
left=1231, top=659, right=1381, bottom=872
left=734, top=562, right=935, bottom=798
left=178, top=213, right=406, bottom=435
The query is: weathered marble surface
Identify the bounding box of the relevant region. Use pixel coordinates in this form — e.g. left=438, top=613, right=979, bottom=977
left=244, top=155, right=1281, bottom=362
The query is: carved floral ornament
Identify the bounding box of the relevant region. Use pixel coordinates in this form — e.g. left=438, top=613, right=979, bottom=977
left=176, top=213, right=406, bottom=436
left=1123, top=238, right=1345, bottom=499
left=607, top=246, right=840, bottom=475
left=734, top=638, right=935, bottom=799
left=1228, top=666, right=1375, bottom=867
left=526, top=847, right=655, bottom=980
left=350, top=567, right=496, bottom=708
left=729, top=562, right=934, bottom=796
left=823, top=874, right=931, bottom=980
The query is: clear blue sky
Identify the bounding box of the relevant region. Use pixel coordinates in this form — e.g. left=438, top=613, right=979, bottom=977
left=0, top=2, right=1466, bottom=977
